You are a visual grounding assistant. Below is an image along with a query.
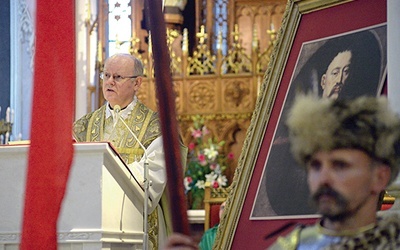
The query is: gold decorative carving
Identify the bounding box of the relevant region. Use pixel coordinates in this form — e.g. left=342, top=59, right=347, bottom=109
left=107, top=19, right=278, bottom=182
left=188, top=81, right=216, bottom=111
left=210, top=186, right=232, bottom=199
left=167, top=28, right=183, bottom=76
left=222, top=24, right=252, bottom=74
left=224, top=80, right=251, bottom=108
left=92, top=0, right=286, bottom=184
left=187, top=26, right=216, bottom=75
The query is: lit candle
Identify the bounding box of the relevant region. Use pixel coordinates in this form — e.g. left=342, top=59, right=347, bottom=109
left=182, top=28, right=188, bottom=52
left=6, top=107, right=10, bottom=123
left=216, top=30, right=222, bottom=51
left=11, top=109, right=14, bottom=124
left=86, top=0, right=91, bottom=22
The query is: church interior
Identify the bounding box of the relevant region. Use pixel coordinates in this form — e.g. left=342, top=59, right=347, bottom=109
left=0, top=0, right=400, bottom=249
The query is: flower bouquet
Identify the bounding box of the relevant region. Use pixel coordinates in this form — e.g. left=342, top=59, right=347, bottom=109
left=184, top=115, right=232, bottom=209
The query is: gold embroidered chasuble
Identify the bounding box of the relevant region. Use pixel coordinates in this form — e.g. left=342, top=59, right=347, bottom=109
left=73, top=101, right=161, bottom=163
left=73, top=101, right=165, bottom=250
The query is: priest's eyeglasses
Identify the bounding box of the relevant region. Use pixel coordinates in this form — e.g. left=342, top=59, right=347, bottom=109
left=100, top=72, right=139, bottom=83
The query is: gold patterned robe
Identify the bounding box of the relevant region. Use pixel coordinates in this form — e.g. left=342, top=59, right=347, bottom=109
left=269, top=213, right=400, bottom=249
left=73, top=99, right=171, bottom=249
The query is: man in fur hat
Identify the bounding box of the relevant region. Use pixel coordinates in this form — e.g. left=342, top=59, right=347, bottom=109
left=161, top=95, right=400, bottom=249
left=270, top=95, right=400, bottom=249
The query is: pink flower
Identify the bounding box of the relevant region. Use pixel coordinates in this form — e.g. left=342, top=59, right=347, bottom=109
left=202, top=126, right=210, bottom=135
left=210, top=163, right=217, bottom=170
left=198, top=154, right=208, bottom=165
left=198, top=154, right=206, bottom=162
left=188, top=142, right=196, bottom=151
left=227, top=152, right=234, bottom=160
left=185, top=176, right=193, bottom=184
left=212, top=181, right=219, bottom=188
left=191, top=129, right=202, bottom=138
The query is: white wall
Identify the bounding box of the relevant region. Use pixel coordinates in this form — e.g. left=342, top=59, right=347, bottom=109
left=9, top=0, right=98, bottom=141
left=75, top=0, right=99, bottom=121
left=387, top=0, right=400, bottom=115
left=10, top=0, right=35, bottom=140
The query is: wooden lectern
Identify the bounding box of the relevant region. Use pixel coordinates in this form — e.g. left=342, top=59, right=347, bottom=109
left=0, top=142, right=149, bottom=249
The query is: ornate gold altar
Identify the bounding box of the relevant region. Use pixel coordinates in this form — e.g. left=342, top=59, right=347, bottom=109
left=89, top=0, right=286, bottom=182
left=137, top=24, right=277, bottom=181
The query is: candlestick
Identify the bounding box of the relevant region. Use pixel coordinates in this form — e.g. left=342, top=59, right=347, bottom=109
left=5, top=132, right=9, bottom=144
left=6, top=107, right=10, bottom=123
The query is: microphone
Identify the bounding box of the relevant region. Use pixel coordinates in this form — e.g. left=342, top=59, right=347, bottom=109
left=114, top=104, right=151, bottom=250
left=113, top=105, right=148, bottom=159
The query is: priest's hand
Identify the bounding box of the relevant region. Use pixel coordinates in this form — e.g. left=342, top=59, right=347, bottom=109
left=163, top=233, right=198, bottom=250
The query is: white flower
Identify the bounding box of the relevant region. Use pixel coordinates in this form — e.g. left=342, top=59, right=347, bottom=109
left=217, top=175, right=228, bottom=187
left=184, top=177, right=192, bottom=191
left=204, top=144, right=219, bottom=161
left=213, top=164, right=222, bottom=175
left=205, top=172, right=218, bottom=183
left=195, top=180, right=206, bottom=189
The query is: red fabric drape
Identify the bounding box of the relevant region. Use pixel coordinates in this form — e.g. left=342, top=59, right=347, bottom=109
left=20, top=1, right=75, bottom=249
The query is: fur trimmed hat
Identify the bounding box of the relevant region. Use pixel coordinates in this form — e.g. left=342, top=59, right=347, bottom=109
left=286, top=95, right=400, bottom=184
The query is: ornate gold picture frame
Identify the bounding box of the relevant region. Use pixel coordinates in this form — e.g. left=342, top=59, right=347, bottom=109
left=214, top=0, right=387, bottom=248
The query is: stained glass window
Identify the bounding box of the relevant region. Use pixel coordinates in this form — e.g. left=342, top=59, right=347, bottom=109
left=108, top=0, right=132, bottom=55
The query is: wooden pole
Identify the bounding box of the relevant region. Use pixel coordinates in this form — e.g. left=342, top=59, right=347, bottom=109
left=144, top=0, right=190, bottom=235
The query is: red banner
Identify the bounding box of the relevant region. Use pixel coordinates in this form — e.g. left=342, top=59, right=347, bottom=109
left=20, top=1, right=75, bottom=249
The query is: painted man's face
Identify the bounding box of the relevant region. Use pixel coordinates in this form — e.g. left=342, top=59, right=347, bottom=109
left=321, top=50, right=352, bottom=99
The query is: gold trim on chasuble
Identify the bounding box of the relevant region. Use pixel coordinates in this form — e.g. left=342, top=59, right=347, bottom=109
left=74, top=103, right=161, bottom=250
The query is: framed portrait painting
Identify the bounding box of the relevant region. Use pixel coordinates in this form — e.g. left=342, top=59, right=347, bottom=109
left=251, top=23, right=386, bottom=219
left=215, top=0, right=387, bottom=249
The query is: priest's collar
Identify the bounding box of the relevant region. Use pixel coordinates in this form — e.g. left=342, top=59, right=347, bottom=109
left=106, top=96, right=138, bottom=120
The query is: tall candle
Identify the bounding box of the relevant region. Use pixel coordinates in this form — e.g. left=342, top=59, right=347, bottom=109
left=6, top=107, right=10, bottom=123
left=11, top=109, right=14, bottom=124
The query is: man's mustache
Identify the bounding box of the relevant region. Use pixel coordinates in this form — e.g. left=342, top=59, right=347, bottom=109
left=328, top=82, right=343, bottom=97
left=311, top=186, right=345, bottom=203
